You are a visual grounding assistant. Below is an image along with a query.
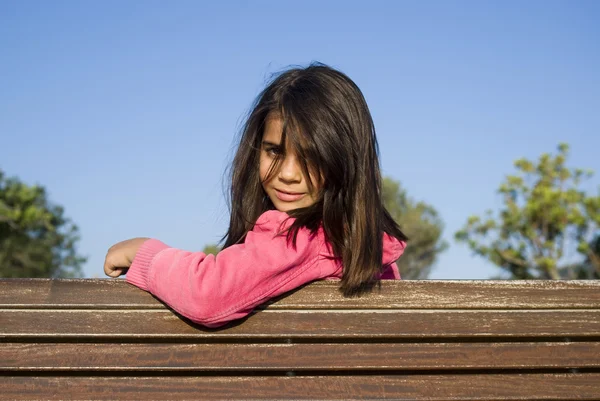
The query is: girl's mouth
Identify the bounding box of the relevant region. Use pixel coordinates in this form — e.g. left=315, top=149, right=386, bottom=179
left=275, top=189, right=305, bottom=202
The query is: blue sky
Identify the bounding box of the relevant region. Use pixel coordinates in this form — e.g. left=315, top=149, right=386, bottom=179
left=1, top=0, right=599, bottom=279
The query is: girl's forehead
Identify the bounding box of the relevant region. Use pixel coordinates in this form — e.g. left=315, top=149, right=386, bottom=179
left=262, top=115, right=284, bottom=143
left=261, top=111, right=311, bottom=153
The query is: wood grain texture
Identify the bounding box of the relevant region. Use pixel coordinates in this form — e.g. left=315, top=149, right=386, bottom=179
left=3, top=374, right=600, bottom=400
left=2, top=279, right=599, bottom=400
left=3, top=342, right=599, bottom=371
left=2, top=309, right=599, bottom=338
left=2, top=279, right=600, bottom=309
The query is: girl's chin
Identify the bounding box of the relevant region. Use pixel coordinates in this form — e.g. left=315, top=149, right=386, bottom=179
left=271, top=199, right=314, bottom=212
left=272, top=202, right=297, bottom=212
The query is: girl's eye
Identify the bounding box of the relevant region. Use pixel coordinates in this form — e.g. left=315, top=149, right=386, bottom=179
left=265, top=147, right=282, bottom=157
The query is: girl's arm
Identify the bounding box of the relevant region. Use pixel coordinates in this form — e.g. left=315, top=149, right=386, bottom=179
left=104, top=211, right=325, bottom=328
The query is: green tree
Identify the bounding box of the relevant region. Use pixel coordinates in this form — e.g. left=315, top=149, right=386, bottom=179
left=455, top=144, right=600, bottom=279
left=202, top=177, right=448, bottom=279
left=382, top=177, right=447, bottom=279
left=0, top=169, right=86, bottom=278
left=202, top=244, right=221, bottom=256
left=564, top=235, right=600, bottom=279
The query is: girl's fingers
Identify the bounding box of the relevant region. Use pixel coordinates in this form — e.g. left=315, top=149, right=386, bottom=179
left=104, top=266, right=127, bottom=278
left=103, top=254, right=126, bottom=277
left=108, top=268, right=127, bottom=278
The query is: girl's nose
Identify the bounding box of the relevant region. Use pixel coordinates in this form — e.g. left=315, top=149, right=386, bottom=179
left=278, top=154, right=302, bottom=183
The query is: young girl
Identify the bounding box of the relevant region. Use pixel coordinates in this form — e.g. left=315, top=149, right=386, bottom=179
left=104, top=63, right=407, bottom=328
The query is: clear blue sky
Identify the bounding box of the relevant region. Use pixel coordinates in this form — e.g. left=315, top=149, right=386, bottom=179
left=1, top=0, right=599, bottom=279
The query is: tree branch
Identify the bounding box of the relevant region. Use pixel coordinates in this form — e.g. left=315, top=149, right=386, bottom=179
left=495, top=249, right=529, bottom=268
left=587, top=248, right=600, bottom=275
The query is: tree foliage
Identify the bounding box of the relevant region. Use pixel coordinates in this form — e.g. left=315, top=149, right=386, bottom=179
left=0, top=169, right=86, bottom=278
left=382, top=177, right=447, bottom=279
left=455, top=144, right=600, bottom=279
left=202, top=244, right=221, bottom=256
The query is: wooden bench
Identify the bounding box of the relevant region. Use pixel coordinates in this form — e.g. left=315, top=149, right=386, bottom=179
left=1, top=279, right=600, bottom=400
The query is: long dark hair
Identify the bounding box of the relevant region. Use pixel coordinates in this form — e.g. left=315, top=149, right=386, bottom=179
left=223, top=62, right=407, bottom=296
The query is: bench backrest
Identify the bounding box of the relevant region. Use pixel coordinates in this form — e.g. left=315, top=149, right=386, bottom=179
left=1, top=279, right=599, bottom=399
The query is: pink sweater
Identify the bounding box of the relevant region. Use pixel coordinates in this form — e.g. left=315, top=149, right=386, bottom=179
left=126, top=210, right=406, bottom=328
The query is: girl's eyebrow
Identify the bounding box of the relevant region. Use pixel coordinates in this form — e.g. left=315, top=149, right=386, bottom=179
left=261, top=140, right=281, bottom=147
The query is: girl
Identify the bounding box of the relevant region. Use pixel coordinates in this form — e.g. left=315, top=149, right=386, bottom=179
left=104, top=63, right=407, bottom=328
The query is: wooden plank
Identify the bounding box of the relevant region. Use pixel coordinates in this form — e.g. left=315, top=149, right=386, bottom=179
left=275, top=279, right=600, bottom=310
left=0, top=279, right=159, bottom=309
left=2, top=342, right=599, bottom=371
left=2, top=374, right=599, bottom=400
left=2, top=279, right=600, bottom=309
left=2, top=310, right=599, bottom=338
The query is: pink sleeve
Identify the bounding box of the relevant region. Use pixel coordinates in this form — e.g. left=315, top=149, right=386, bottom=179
left=379, top=262, right=401, bottom=280
left=125, top=212, right=324, bottom=328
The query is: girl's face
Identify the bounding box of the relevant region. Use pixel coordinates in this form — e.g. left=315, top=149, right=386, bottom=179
left=259, top=115, right=320, bottom=212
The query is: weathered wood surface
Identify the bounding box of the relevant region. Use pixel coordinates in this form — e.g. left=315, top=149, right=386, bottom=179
left=2, top=309, right=600, bottom=338
left=3, top=342, right=600, bottom=371
left=2, top=278, right=600, bottom=309
left=3, top=374, right=600, bottom=400
left=1, top=279, right=599, bottom=400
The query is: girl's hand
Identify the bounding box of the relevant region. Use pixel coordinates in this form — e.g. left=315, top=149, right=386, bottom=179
left=104, top=237, right=149, bottom=278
